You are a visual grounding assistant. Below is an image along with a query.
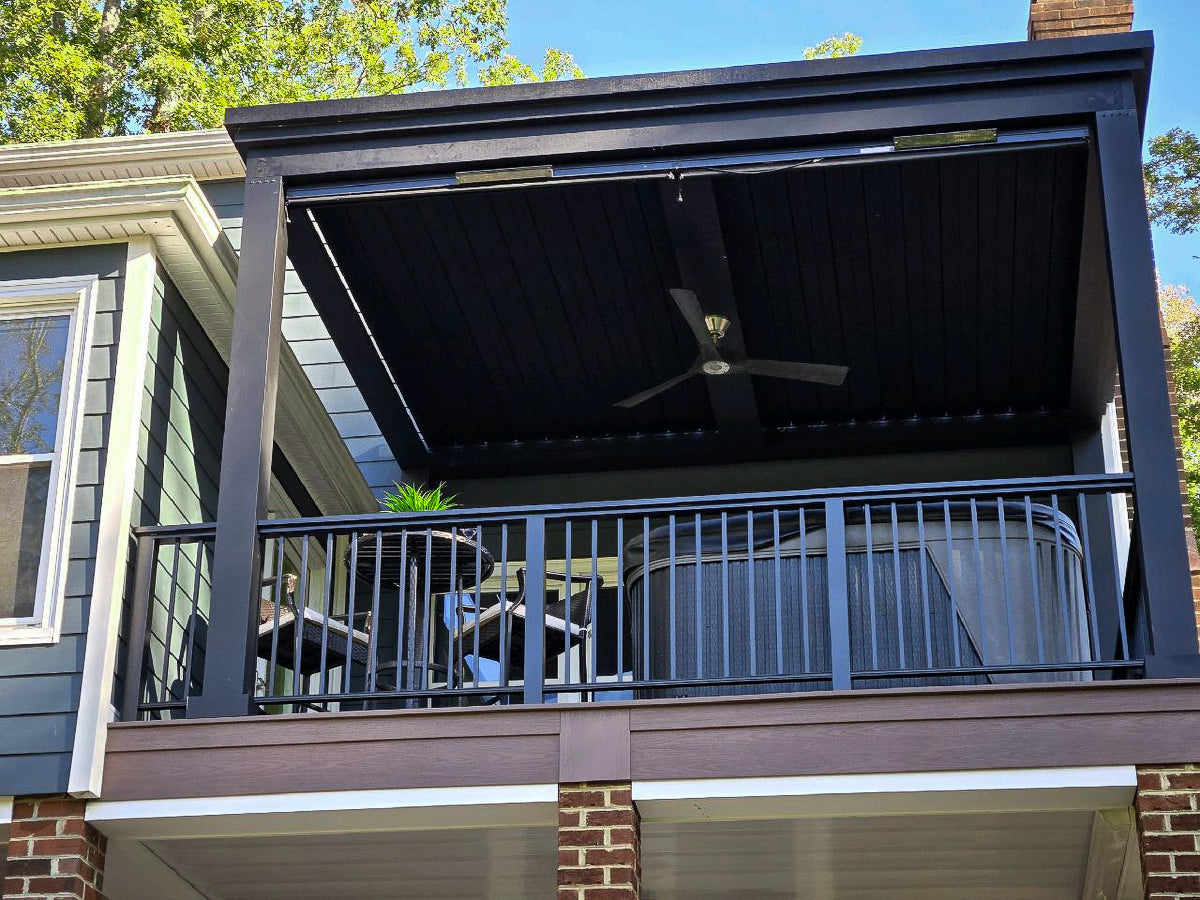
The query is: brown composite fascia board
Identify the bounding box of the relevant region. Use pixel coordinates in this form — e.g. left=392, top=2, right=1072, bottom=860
left=102, top=679, right=1200, bottom=801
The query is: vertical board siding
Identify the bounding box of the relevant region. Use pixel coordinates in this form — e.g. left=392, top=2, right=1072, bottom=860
left=0, top=243, right=127, bottom=795
left=201, top=180, right=401, bottom=499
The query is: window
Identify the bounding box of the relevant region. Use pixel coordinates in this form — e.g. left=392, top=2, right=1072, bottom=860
left=0, top=276, right=97, bottom=643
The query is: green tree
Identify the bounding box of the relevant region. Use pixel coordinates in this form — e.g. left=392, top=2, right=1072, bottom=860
left=803, top=32, right=863, bottom=60
left=1162, top=283, right=1200, bottom=533
left=0, top=0, right=583, bottom=143
left=1146, top=127, right=1200, bottom=235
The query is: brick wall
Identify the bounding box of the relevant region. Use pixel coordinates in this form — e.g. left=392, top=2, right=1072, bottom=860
left=1027, top=1, right=1134, bottom=40
left=1137, top=765, right=1200, bottom=898
left=3, top=797, right=106, bottom=900
left=558, top=782, right=641, bottom=900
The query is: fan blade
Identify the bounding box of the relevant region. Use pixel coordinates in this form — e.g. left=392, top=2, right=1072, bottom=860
left=669, top=288, right=720, bottom=360
left=613, top=369, right=699, bottom=408
left=737, top=359, right=848, bottom=386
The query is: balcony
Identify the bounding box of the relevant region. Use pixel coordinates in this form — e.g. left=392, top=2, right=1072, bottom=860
left=119, top=34, right=1200, bottom=723
left=121, top=472, right=1150, bottom=719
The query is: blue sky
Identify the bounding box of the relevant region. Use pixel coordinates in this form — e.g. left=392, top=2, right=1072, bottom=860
left=505, top=0, right=1200, bottom=292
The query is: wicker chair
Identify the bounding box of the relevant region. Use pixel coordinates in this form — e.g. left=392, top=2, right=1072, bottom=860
left=256, top=573, right=372, bottom=677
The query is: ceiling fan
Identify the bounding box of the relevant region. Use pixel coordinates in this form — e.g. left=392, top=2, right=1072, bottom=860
left=614, top=289, right=849, bottom=409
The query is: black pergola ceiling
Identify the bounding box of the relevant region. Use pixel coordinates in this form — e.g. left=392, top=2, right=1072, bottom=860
left=295, top=143, right=1088, bottom=470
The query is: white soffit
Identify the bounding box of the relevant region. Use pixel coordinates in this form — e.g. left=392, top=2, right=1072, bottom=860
left=86, top=784, right=559, bottom=839
left=0, top=129, right=242, bottom=189
left=633, top=766, right=1139, bottom=822
left=0, top=176, right=374, bottom=514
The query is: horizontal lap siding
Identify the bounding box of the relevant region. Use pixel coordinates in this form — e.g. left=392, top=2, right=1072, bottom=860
left=0, top=243, right=127, bottom=794
left=116, top=270, right=226, bottom=716
left=201, top=180, right=400, bottom=498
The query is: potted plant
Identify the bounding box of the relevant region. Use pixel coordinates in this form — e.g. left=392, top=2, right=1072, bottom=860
left=379, top=481, right=458, bottom=513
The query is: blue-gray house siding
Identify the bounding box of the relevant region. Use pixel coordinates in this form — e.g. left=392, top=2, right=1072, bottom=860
left=0, top=243, right=127, bottom=795
left=201, top=180, right=402, bottom=498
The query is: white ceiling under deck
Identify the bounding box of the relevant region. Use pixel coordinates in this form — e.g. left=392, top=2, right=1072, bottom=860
left=101, top=806, right=1140, bottom=900
left=642, top=809, right=1104, bottom=900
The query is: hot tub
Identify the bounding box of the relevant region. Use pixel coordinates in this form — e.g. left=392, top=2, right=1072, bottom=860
left=623, top=501, right=1091, bottom=697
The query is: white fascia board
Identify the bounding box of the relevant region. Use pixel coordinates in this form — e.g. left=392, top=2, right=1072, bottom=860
left=68, top=239, right=156, bottom=798
left=0, top=176, right=375, bottom=515
left=0, top=129, right=242, bottom=188
left=633, top=766, right=1138, bottom=822
left=87, top=784, right=559, bottom=839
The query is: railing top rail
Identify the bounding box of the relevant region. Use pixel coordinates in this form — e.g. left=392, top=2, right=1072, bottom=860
left=131, top=472, right=1134, bottom=539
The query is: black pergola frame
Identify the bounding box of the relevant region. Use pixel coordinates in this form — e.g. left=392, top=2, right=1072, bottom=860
left=189, top=31, right=1198, bottom=717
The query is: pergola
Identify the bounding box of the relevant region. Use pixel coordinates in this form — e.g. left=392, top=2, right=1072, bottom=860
left=189, top=31, right=1196, bottom=716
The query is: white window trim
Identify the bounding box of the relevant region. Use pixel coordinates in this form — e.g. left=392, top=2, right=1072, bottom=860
left=0, top=274, right=98, bottom=645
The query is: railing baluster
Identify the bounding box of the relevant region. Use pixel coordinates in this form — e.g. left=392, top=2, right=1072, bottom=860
left=825, top=499, right=851, bottom=691
left=523, top=516, right=547, bottom=704
left=918, top=501, right=933, bottom=669
left=343, top=533, right=358, bottom=695
left=695, top=512, right=704, bottom=680
left=890, top=502, right=905, bottom=670
left=474, top=525, right=484, bottom=690
left=943, top=500, right=961, bottom=667
left=799, top=506, right=809, bottom=674
left=160, top=539, right=182, bottom=703
left=421, top=527, right=433, bottom=699
left=668, top=514, right=676, bottom=681
left=642, top=516, right=650, bottom=682
left=268, top=537, right=285, bottom=698
left=447, top=526, right=459, bottom=691
left=970, top=498, right=986, bottom=666
left=1112, top=491, right=1132, bottom=661
left=318, top=532, right=333, bottom=697
left=367, top=529, right=383, bottom=693
left=772, top=509, right=783, bottom=676
left=121, top=534, right=158, bottom=721
left=747, top=511, right=757, bottom=677
left=721, top=511, right=730, bottom=679
left=589, top=518, right=598, bottom=694
left=1050, top=494, right=1072, bottom=661
left=396, top=529, right=409, bottom=694
left=996, top=498, right=1015, bottom=665
left=564, top=519, right=573, bottom=688
left=1076, top=492, right=1102, bottom=662
left=616, top=518, right=625, bottom=684
left=180, top=540, right=205, bottom=704
left=1024, top=496, right=1045, bottom=665
left=293, top=536, right=310, bottom=700
left=865, top=503, right=878, bottom=670
left=499, top=524, right=510, bottom=689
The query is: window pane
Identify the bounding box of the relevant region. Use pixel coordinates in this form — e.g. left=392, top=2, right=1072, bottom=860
left=0, top=461, right=51, bottom=619
left=0, top=314, right=70, bottom=455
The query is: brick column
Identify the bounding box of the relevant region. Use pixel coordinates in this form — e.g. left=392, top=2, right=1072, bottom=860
left=558, top=782, right=640, bottom=899
left=1137, top=765, right=1200, bottom=898
left=3, top=797, right=106, bottom=900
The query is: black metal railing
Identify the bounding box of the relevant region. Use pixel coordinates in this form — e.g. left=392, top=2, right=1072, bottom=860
left=121, top=474, right=1145, bottom=719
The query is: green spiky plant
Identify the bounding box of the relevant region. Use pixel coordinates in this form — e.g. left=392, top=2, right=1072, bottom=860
left=379, top=481, right=458, bottom=513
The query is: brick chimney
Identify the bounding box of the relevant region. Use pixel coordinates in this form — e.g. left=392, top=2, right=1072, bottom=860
left=1027, top=1, right=1133, bottom=40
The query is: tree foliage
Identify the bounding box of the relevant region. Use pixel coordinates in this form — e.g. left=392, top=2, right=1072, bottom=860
left=1162, top=283, right=1200, bottom=533
left=1146, top=127, right=1200, bottom=235
left=0, top=0, right=582, bottom=142
left=803, top=32, right=863, bottom=60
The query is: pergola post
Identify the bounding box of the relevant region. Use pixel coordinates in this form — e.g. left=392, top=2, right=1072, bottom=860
left=189, top=164, right=288, bottom=717
left=1095, top=108, right=1200, bottom=676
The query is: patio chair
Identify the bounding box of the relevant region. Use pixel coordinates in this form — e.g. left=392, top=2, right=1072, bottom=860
left=256, top=573, right=372, bottom=678
left=453, top=567, right=602, bottom=684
